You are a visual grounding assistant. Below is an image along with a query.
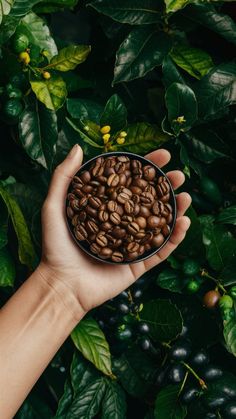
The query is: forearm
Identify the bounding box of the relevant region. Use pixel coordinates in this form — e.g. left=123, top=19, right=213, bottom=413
left=0, top=264, right=84, bottom=419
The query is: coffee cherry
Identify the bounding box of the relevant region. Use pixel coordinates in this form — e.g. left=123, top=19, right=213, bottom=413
left=222, top=401, right=236, bottom=418
left=138, top=322, right=150, bottom=334
left=168, top=363, right=186, bottom=383
left=169, top=340, right=191, bottom=361
left=18, top=51, right=30, bottom=65
left=100, top=125, right=111, bottom=134
left=202, top=365, right=223, bottom=381
left=203, top=395, right=227, bottom=411
left=203, top=290, right=221, bottom=309
left=103, top=134, right=110, bottom=144
left=139, top=337, right=151, bottom=351
left=181, top=387, right=199, bottom=404
left=190, top=349, right=209, bottom=367
left=116, top=137, right=125, bottom=145
left=186, top=279, right=200, bottom=294
left=182, top=259, right=200, bottom=276
left=219, top=295, right=234, bottom=310
left=118, top=291, right=129, bottom=301
left=117, top=303, right=130, bottom=315
left=115, top=325, right=132, bottom=341
left=133, top=288, right=143, bottom=300
left=43, top=71, right=51, bottom=80
left=119, top=131, right=127, bottom=138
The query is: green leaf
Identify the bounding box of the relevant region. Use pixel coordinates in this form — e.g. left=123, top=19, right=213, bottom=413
left=162, top=56, right=185, bottom=88
left=199, top=215, right=236, bottom=272
left=88, top=0, right=161, bottom=25
left=16, top=395, right=53, bottom=419
left=113, top=27, right=172, bottom=83
left=221, top=259, right=236, bottom=286
left=66, top=117, right=104, bottom=149
left=0, top=14, right=18, bottom=45
left=70, top=352, right=100, bottom=395
left=217, top=206, right=236, bottom=226
left=194, top=62, right=236, bottom=121
left=113, top=354, right=150, bottom=397
left=203, top=372, right=236, bottom=407
left=176, top=207, right=205, bottom=260
left=19, top=99, right=58, bottom=171
left=0, top=199, right=8, bottom=249
left=183, top=4, right=236, bottom=45
left=170, top=44, right=213, bottom=79
left=18, top=12, right=57, bottom=58
left=154, top=384, right=187, bottom=419
left=55, top=380, right=73, bottom=419
left=48, top=45, right=91, bottom=71
left=0, top=0, right=13, bottom=24
left=165, top=0, right=190, bottom=14
left=100, top=94, right=127, bottom=133
left=101, top=380, right=127, bottom=419
left=114, top=122, right=169, bottom=154
left=140, top=299, right=183, bottom=342
left=34, top=0, right=79, bottom=14
left=223, top=318, right=236, bottom=356
left=8, top=0, right=42, bottom=18
left=0, top=185, right=37, bottom=269
left=0, top=247, right=15, bottom=287
left=71, top=317, right=114, bottom=377
left=157, top=269, right=184, bottom=293
left=165, top=82, right=197, bottom=135
left=30, top=76, right=67, bottom=111
left=67, top=98, right=103, bottom=123
left=67, top=378, right=107, bottom=418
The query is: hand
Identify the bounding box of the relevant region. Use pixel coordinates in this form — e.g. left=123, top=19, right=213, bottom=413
left=39, top=145, right=191, bottom=315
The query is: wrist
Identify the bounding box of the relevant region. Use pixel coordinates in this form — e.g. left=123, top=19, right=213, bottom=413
left=36, top=261, right=86, bottom=323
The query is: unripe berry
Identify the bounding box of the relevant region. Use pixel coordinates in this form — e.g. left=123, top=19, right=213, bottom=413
left=18, top=51, right=30, bottom=65
left=119, top=131, right=127, bottom=138
left=103, top=134, right=110, bottom=144
left=100, top=125, right=111, bottom=134
left=43, top=71, right=51, bottom=80
left=116, top=137, right=125, bottom=145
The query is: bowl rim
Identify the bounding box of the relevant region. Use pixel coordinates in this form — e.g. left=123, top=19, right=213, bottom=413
left=65, top=151, right=177, bottom=265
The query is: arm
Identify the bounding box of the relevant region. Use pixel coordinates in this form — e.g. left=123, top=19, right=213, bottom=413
left=0, top=145, right=191, bottom=418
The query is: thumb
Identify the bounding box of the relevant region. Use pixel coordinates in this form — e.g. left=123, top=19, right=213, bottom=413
left=46, top=144, right=83, bottom=208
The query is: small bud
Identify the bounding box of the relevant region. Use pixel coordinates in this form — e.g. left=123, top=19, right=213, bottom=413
left=116, top=137, right=125, bottom=145
left=174, top=116, right=186, bottom=124
left=103, top=133, right=110, bottom=144
left=84, top=126, right=90, bottom=131
left=43, top=71, right=51, bottom=80
left=100, top=125, right=111, bottom=134
left=119, top=131, right=127, bottom=138
left=18, top=51, right=30, bottom=65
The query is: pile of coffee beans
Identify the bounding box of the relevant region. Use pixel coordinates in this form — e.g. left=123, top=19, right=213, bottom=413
left=66, top=154, right=174, bottom=263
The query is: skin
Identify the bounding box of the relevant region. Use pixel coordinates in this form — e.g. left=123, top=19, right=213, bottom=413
left=0, top=146, right=191, bottom=418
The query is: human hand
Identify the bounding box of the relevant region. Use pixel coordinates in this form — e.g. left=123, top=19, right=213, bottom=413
left=39, top=145, right=191, bottom=315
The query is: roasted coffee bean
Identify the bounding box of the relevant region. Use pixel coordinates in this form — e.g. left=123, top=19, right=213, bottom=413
left=127, top=222, right=140, bottom=235
left=147, top=216, right=161, bottom=229
left=152, top=233, right=165, bottom=247
left=143, top=165, right=156, bottom=181
left=99, top=247, right=113, bottom=259
left=107, top=173, right=120, bottom=187
left=67, top=154, right=174, bottom=263
left=107, top=200, right=118, bottom=212
left=135, top=216, right=147, bottom=229
left=127, top=242, right=139, bottom=253
left=98, top=210, right=109, bottom=222
left=90, top=243, right=101, bottom=254
left=74, top=225, right=88, bottom=241
left=96, top=232, right=108, bottom=247
left=86, top=220, right=99, bottom=234
left=110, top=212, right=121, bottom=225
left=80, top=170, right=91, bottom=183
left=112, top=251, right=124, bottom=262
left=100, top=221, right=113, bottom=232
left=87, top=206, right=98, bottom=218
left=124, top=200, right=135, bottom=214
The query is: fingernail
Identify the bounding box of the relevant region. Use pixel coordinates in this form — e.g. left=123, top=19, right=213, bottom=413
left=68, top=144, right=79, bottom=158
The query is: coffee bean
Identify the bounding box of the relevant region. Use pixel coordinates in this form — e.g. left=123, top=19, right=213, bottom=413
left=133, top=178, right=148, bottom=190
left=112, top=227, right=126, bottom=239
left=145, top=184, right=156, bottom=196
left=135, top=216, right=147, bottom=229
left=159, top=217, right=167, bottom=227
left=116, top=204, right=124, bottom=216
left=87, top=206, right=98, bottom=218
left=139, top=245, right=145, bottom=256
left=133, top=204, right=140, bottom=216
left=73, top=187, right=84, bottom=198
left=115, top=162, right=126, bottom=174
left=143, top=165, right=156, bottom=181
left=71, top=199, right=80, bottom=211
left=127, top=222, right=140, bottom=234
left=96, top=175, right=107, bottom=184
left=104, top=166, right=115, bottom=177
left=110, top=212, right=121, bottom=225
left=124, top=200, right=135, bottom=214
left=113, top=239, right=122, bottom=249
left=67, top=193, right=76, bottom=201
left=100, top=221, right=113, bottom=232
left=130, top=186, right=142, bottom=195
left=119, top=173, right=127, bottom=186
left=90, top=243, right=101, bottom=254
left=147, top=216, right=161, bottom=229
left=111, top=251, right=124, bottom=262
left=97, top=185, right=106, bottom=196
left=144, top=243, right=151, bottom=251
left=140, top=191, right=154, bottom=206
left=140, top=232, right=153, bottom=244
left=107, top=200, right=118, bottom=212
left=121, top=215, right=133, bottom=226
left=160, top=193, right=170, bottom=203
left=78, top=210, right=87, bottom=222
left=99, top=247, right=113, bottom=259
left=98, top=210, right=109, bottom=222
left=132, top=194, right=140, bottom=204
left=162, top=224, right=171, bottom=237
left=127, top=242, right=139, bottom=253
left=79, top=196, right=88, bottom=207
left=82, top=184, right=93, bottom=194
left=80, top=170, right=91, bottom=183
left=86, top=220, right=99, bottom=234
left=135, top=231, right=146, bottom=240
left=92, top=164, right=104, bottom=177
left=117, top=155, right=129, bottom=163
left=139, top=206, right=151, bottom=218
left=74, top=225, right=88, bottom=241
left=151, top=233, right=165, bottom=247
left=107, top=173, right=120, bottom=187
left=96, top=232, right=108, bottom=247
left=117, top=188, right=132, bottom=203
left=166, top=213, right=173, bottom=224
left=152, top=201, right=164, bottom=215
left=72, top=175, right=83, bottom=187
left=67, top=206, right=74, bottom=218
left=72, top=214, right=80, bottom=226
left=126, top=251, right=139, bottom=261
left=88, top=196, right=102, bottom=209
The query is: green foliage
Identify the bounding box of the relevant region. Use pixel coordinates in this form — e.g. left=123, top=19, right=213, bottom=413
left=1, top=0, right=236, bottom=417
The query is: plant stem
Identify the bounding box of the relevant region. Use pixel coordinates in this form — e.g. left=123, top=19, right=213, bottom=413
left=201, top=269, right=227, bottom=293
left=178, top=371, right=189, bottom=397
left=181, top=361, right=207, bottom=390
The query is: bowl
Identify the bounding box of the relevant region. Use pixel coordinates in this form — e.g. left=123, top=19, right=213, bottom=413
left=65, top=151, right=176, bottom=264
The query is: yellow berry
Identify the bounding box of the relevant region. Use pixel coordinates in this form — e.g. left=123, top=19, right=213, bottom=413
left=18, top=51, right=30, bottom=65
left=100, top=125, right=111, bottom=134
left=116, top=137, right=125, bottom=145
left=119, top=131, right=127, bottom=138
left=43, top=71, right=51, bottom=80
left=103, top=134, right=110, bottom=144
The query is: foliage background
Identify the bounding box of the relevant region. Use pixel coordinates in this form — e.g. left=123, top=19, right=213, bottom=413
left=0, top=0, right=236, bottom=418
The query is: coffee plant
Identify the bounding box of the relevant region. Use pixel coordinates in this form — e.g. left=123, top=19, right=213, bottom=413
left=0, top=0, right=236, bottom=417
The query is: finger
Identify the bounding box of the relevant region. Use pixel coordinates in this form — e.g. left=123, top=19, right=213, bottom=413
left=176, top=192, right=192, bottom=216
left=145, top=149, right=171, bottom=168
left=143, top=216, right=191, bottom=272
left=167, top=170, right=185, bottom=190
left=46, top=144, right=83, bottom=207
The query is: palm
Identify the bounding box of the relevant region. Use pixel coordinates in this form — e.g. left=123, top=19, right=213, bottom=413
left=41, top=148, right=191, bottom=312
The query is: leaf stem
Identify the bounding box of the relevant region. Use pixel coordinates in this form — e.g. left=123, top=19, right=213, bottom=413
left=181, top=361, right=207, bottom=390
left=201, top=269, right=226, bottom=293
left=178, top=371, right=189, bottom=397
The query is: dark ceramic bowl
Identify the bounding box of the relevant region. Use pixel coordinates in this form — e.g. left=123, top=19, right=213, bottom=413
left=65, top=151, right=177, bottom=264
